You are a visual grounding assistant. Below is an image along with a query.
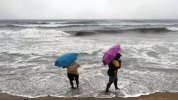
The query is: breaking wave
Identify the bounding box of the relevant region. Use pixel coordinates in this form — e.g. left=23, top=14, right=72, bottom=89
left=0, top=28, right=70, bottom=38
left=166, top=27, right=178, bottom=31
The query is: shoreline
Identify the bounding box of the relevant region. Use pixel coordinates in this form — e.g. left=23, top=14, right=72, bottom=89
left=0, top=92, right=178, bottom=100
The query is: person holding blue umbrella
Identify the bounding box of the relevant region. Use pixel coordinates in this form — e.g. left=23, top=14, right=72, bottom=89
left=55, top=52, right=80, bottom=89
left=66, top=61, right=80, bottom=89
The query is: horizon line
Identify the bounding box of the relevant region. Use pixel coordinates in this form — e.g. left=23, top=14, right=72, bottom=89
left=0, top=18, right=178, bottom=21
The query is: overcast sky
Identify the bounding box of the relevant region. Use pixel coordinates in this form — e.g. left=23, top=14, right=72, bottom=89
left=0, top=0, right=178, bottom=19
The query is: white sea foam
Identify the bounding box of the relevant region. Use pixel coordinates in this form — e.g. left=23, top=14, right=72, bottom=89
left=167, top=27, right=178, bottom=31
left=1, top=28, right=103, bottom=54
left=0, top=28, right=70, bottom=38
left=11, top=23, right=69, bottom=28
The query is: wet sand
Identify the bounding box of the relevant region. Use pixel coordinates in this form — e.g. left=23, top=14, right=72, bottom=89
left=0, top=92, right=178, bottom=100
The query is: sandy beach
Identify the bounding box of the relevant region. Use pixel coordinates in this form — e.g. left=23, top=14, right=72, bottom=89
left=0, top=92, right=178, bottom=100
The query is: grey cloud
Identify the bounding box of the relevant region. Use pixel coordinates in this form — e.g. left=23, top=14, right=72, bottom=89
left=0, top=0, right=178, bottom=19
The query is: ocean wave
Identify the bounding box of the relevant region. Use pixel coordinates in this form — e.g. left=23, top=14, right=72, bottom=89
left=0, top=23, right=68, bottom=28
left=0, top=48, right=102, bottom=57
left=1, top=21, right=178, bottom=31
left=26, top=22, right=49, bottom=24
left=166, top=27, right=178, bottom=31
left=0, top=23, right=120, bottom=28
left=0, top=49, right=55, bottom=57
left=0, top=28, right=70, bottom=38
left=76, top=27, right=178, bottom=36
left=62, top=20, right=97, bottom=24
left=8, top=24, right=68, bottom=28
left=95, top=29, right=120, bottom=33
left=74, top=31, right=98, bottom=36
left=0, top=24, right=25, bottom=28
left=0, top=34, right=101, bottom=56
left=0, top=21, right=50, bottom=28
left=126, top=27, right=170, bottom=33
left=73, top=28, right=172, bottom=36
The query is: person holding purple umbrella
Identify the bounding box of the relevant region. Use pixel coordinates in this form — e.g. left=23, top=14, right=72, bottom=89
left=105, top=52, right=122, bottom=92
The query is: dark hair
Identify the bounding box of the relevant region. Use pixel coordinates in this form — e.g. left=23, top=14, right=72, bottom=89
left=115, top=53, right=121, bottom=60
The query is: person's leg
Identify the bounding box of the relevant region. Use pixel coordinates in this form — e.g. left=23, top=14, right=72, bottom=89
left=114, top=80, right=119, bottom=89
left=105, top=76, right=113, bottom=92
left=69, top=80, right=74, bottom=88
left=74, top=74, right=79, bottom=88
left=114, top=76, right=119, bottom=89
left=67, top=73, right=74, bottom=88
left=105, top=81, right=112, bottom=92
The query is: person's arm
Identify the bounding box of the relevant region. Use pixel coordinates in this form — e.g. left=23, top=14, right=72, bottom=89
left=77, top=63, right=80, bottom=67
left=118, top=60, right=121, bottom=68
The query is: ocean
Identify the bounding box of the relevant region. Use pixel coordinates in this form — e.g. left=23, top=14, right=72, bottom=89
left=0, top=19, right=178, bottom=98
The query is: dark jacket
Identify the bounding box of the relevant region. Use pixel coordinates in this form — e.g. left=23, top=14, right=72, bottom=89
left=107, top=59, right=121, bottom=76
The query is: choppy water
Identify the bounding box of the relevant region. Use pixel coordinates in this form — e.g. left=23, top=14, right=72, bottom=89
left=0, top=20, right=178, bottom=98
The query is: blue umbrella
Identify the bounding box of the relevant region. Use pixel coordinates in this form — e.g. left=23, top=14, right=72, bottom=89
left=55, top=52, right=78, bottom=68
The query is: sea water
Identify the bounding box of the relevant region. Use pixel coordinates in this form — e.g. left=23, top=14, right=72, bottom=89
left=0, top=20, right=178, bottom=98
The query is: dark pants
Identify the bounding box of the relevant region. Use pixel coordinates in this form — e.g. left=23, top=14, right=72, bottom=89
left=67, top=73, right=79, bottom=88
left=106, top=76, right=118, bottom=91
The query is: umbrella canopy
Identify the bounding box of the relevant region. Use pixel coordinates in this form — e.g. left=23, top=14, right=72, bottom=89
left=55, top=52, right=78, bottom=68
left=102, top=44, right=120, bottom=65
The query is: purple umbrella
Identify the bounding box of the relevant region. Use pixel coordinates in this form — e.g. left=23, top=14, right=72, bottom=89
left=102, top=44, right=120, bottom=65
